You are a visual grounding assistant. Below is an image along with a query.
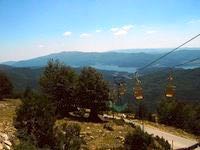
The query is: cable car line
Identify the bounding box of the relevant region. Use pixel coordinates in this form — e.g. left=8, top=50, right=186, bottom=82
left=173, top=57, right=200, bottom=68
left=137, top=33, right=200, bottom=73
left=133, top=33, right=200, bottom=100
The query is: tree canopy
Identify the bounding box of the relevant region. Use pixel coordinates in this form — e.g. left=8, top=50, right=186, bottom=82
left=39, top=60, right=78, bottom=117
left=0, top=72, right=13, bottom=100
left=77, top=67, right=110, bottom=121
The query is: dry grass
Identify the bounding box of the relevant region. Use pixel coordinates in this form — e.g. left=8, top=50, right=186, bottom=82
left=58, top=118, right=134, bottom=149
left=0, top=99, right=21, bottom=139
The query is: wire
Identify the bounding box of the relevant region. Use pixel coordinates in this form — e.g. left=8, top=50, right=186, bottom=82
left=174, top=57, right=200, bottom=67
left=136, top=33, right=200, bottom=72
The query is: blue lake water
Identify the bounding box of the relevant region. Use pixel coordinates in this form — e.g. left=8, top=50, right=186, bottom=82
left=91, top=64, right=137, bottom=73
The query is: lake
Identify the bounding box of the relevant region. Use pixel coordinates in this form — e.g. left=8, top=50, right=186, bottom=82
left=91, top=64, right=137, bottom=73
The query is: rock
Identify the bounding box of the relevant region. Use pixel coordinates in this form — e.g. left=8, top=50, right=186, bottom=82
left=0, top=133, right=9, bottom=141
left=80, top=134, right=85, bottom=138
left=86, top=127, right=90, bottom=130
left=0, top=143, right=3, bottom=150
left=4, top=140, right=12, bottom=146
left=4, top=144, right=10, bottom=150
left=86, top=131, right=92, bottom=136
left=116, top=136, right=125, bottom=142
left=90, top=136, right=94, bottom=139
left=80, top=131, right=87, bottom=135
left=98, top=129, right=103, bottom=133
left=103, top=123, right=114, bottom=131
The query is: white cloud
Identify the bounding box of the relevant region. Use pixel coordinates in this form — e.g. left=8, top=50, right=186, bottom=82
left=110, top=28, right=119, bottom=32
left=80, top=33, right=92, bottom=38
left=110, top=24, right=134, bottom=36
left=187, top=19, right=200, bottom=24
left=122, top=25, right=134, bottom=31
left=113, top=30, right=127, bottom=36
left=63, top=31, right=72, bottom=37
left=96, top=29, right=102, bottom=33
left=38, top=44, right=45, bottom=48
left=146, top=30, right=157, bottom=34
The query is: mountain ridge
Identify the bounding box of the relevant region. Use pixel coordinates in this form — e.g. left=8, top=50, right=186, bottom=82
left=1, top=49, right=200, bottom=68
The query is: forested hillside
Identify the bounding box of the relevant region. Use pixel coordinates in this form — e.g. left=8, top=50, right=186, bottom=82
left=0, top=64, right=199, bottom=111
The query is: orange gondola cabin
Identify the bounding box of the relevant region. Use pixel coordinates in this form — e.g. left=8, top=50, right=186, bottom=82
left=166, top=74, right=176, bottom=98
left=133, top=80, right=143, bottom=100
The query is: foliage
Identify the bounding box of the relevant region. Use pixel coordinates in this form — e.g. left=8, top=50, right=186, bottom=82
left=135, top=102, right=149, bottom=120
left=39, top=59, right=78, bottom=117
left=14, top=94, right=56, bottom=148
left=1, top=64, right=200, bottom=112
left=23, top=86, right=33, bottom=99
left=77, top=67, right=110, bottom=121
left=54, top=121, right=82, bottom=150
left=124, top=127, right=171, bottom=150
left=157, top=98, right=200, bottom=135
left=13, top=140, right=37, bottom=150
left=0, top=71, right=13, bottom=100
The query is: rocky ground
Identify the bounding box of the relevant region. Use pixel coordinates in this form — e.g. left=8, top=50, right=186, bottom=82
left=0, top=99, right=21, bottom=150
left=0, top=99, right=135, bottom=150
left=57, top=118, right=134, bottom=149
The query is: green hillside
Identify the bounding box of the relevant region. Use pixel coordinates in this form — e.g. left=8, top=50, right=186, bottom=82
left=0, top=65, right=199, bottom=111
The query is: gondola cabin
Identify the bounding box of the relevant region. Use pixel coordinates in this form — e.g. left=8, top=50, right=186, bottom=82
left=166, top=84, right=176, bottom=97
left=119, top=83, right=126, bottom=96
left=133, top=84, right=143, bottom=100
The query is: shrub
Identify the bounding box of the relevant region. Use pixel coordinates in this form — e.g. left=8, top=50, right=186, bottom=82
left=54, top=121, right=83, bottom=150
left=124, top=127, right=170, bottom=150
left=14, top=94, right=56, bottom=148
left=113, top=119, right=125, bottom=126
left=13, top=140, right=37, bottom=150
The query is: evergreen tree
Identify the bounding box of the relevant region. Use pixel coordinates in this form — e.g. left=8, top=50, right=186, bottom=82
left=0, top=72, right=13, bottom=100
left=77, top=67, right=110, bottom=121
left=39, top=60, right=78, bottom=117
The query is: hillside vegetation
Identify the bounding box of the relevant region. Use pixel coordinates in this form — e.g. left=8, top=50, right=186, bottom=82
left=0, top=64, right=200, bottom=111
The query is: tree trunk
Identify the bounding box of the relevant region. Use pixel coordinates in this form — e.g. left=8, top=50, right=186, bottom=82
left=88, top=108, right=102, bottom=122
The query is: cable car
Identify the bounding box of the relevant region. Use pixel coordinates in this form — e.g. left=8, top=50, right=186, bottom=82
left=133, top=72, right=143, bottom=100
left=166, top=72, right=176, bottom=98
left=166, top=84, right=176, bottom=97
left=119, top=82, right=126, bottom=96
left=133, top=82, right=143, bottom=100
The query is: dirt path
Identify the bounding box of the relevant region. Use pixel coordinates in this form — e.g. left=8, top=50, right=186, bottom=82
left=104, top=114, right=199, bottom=149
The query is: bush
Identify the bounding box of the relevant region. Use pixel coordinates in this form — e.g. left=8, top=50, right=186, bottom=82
left=157, top=99, right=200, bottom=135
left=14, top=94, right=56, bottom=148
left=113, top=119, right=125, bottom=126
left=13, top=140, right=37, bottom=150
left=124, top=127, right=170, bottom=150
left=54, top=121, right=83, bottom=150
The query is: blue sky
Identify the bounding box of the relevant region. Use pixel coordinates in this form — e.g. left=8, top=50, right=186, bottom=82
left=0, top=0, right=200, bottom=62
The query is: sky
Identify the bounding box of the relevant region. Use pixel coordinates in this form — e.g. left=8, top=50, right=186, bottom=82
left=0, top=0, right=200, bottom=62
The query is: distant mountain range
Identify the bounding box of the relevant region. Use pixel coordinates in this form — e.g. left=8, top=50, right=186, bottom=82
left=1, top=49, right=200, bottom=69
